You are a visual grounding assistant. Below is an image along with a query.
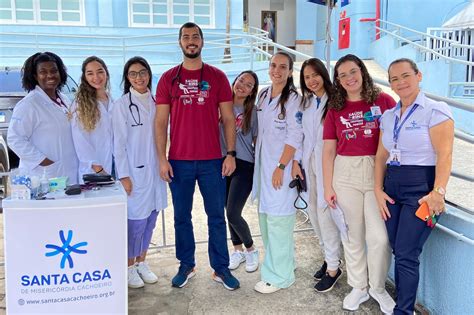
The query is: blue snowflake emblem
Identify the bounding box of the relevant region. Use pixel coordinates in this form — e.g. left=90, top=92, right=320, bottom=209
left=45, top=230, right=88, bottom=269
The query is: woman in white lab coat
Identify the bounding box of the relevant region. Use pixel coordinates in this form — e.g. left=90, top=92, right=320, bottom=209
left=252, top=52, right=303, bottom=294
left=71, top=56, right=113, bottom=182
left=8, top=52, right=78, bottom=184
left=294, top=58, right=342, bottom=292
left=113, top=56, right=167, bottom=289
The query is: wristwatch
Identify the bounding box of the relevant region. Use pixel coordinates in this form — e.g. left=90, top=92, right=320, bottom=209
left=277, top=163, right=286, bottom=170
left=433, top=186, right=446, bottom=196
left=226, top=150, right=236, bottom=157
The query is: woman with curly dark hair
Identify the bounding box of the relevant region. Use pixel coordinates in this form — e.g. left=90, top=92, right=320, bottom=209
left=7, top=52, right=78, bottom=183
left=322, top=54, right=396, bottom=313
left=71, top=56, right=114, bottom=182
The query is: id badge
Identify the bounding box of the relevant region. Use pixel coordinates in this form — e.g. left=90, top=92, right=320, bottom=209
left=389, top=149, right=401, bottom=166
left=370, top=105, right=382, bottom=118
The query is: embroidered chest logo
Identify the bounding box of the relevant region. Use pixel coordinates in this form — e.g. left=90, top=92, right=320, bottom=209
left=295, top=111, right=303, bottom=124
left=405, top=120, right=421, bottom=130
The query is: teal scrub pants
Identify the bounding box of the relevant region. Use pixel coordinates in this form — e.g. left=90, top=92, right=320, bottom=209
left=259, top=212, right=296, bottom=288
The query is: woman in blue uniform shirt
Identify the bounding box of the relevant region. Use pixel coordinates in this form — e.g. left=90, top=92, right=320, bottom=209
left=374, top=58, right=454, bottom=315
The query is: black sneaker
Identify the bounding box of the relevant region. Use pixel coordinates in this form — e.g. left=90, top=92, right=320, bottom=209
left=313, top=261, right=327, bottom=280
left=314, top=268, right=342, bottom=293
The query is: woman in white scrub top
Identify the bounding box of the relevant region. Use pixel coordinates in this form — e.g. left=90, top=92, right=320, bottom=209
left=293, top=58, right=342, bottom=293
left=252, top=52, right=303, bottom=294
left=71, top=56, right=114, bottom=182
left=113, top=56, right=167, bottom=289
left=8, top=52, right=78, bottom=184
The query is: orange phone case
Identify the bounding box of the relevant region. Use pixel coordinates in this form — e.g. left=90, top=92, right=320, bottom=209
left=415, top=202, right=430, bottom=221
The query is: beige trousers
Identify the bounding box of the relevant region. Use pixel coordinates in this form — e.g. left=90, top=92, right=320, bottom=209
left=333, top=155, right=391, bottom=290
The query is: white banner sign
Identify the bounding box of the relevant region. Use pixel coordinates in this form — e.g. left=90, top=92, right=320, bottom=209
left=4, top=199, right=127, bottom=314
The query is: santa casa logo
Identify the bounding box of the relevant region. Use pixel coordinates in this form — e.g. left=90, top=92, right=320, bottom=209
left=21, top=230, right=111, bottom=287
left=45, top=230, right=88, bottom=269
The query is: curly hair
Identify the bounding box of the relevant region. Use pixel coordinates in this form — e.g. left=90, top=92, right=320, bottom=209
left=299, top=58, right=333, bottom=122
left=74, top=56, right=110, bottom=132
left=22, top=52, right=67, bottom=92
left=330, top=54, right=380, bottom=111
left=232, top=70, right=259, bottom=135
left=121, top=56, right=152, bottom=95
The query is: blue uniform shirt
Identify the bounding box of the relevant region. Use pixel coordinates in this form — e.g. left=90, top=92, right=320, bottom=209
left=380, top=92, right=453, bottom=166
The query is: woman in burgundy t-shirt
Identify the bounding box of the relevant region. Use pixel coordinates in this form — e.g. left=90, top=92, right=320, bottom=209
left=322, top=54, right=396, bottom=313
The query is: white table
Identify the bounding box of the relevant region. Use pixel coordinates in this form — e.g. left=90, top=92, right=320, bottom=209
left=3, top=183, right=128, bottom=314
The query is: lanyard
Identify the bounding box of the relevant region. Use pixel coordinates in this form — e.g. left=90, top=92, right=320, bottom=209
left=316, top=97, right=321, bottom=109
left=393, top=104, right=419, bottom=147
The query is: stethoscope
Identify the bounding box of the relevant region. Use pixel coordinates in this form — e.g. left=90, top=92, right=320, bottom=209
left=129, top=92, right=155, bottom=127
left=171, top=62, right=205, bottom=100
left=257, top=87, right=286, bottom=120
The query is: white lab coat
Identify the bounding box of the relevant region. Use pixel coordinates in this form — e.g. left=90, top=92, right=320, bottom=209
left=112, top=90, right=167, bottom=220
left=71, top=96, right=114, bottom=183
left=299, top=94, right=328, bottom=210
left=251, top=86, right=303, bottom=216
left=7, top=86, right=78, bottom=184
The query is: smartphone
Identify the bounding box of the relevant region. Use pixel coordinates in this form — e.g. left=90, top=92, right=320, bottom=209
left=415, top=202, right=430, bottom=221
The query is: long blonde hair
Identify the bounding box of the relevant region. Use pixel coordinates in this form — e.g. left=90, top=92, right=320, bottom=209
left=75, top=56, right=110, bottom=131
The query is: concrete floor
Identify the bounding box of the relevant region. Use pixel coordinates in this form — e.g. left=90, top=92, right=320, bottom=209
left=127, top=220, right=393, bottom=314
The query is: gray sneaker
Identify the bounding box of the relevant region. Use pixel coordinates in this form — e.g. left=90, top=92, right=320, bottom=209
left=228, top=250, right=245, bottom=270
left=244, top=249, right=259, bottom=273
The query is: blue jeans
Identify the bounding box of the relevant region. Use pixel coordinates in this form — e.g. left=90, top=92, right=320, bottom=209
left=384, top=165, right=435, bottom=315
left=169, top=159, right=229, bottom=273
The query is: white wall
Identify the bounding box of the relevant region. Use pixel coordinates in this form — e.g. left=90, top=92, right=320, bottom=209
left=247, top=0, right=296, bottom=47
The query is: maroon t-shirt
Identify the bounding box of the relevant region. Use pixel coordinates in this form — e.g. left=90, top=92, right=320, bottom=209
left=155, top=64, right=233, bottom=160
left=323, top=92, right=396, bottom=156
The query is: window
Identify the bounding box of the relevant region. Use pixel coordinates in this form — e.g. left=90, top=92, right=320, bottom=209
left=129, top=0, right=214, bottom=28
left=0, top=0, right=84, bottom=25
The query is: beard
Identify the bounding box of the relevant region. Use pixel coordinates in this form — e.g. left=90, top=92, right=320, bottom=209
left=181, top=45, right=202, bottom=59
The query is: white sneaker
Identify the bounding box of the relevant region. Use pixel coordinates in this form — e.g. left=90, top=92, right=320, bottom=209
left=254, top=281, right=280, bottom=294
left=136, top=261, right=158, bottom=284
left=343, top=288, right=370, bottom=311
left=369, top=288, right=396, bottom=314
left=228, top=250, right=245, bottom=270
left=245, top=249, right=259, bottom=273
left=128, top=265, right=144, bottom=289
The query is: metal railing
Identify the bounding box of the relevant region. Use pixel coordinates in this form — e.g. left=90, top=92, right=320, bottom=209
left=374, top=19, right=474, bottom=97
left=0, top=27, right=472, bottom=248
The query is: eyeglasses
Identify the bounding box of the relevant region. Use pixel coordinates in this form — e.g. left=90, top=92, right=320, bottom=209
left=237, top=77, right=254, bottom=90
left=128, top=69, right=148, bottom=79
left=338, top=68, right=361, bottom=81
left=389, top=72, right=417, bottom=83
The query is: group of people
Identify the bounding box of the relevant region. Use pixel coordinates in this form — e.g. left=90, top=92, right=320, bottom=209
left=8, top=22, right=453, bottom=315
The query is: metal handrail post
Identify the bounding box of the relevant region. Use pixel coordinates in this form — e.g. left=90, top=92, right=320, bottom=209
left=250, top=36, right=254, bottom=71
left=122, top=38, right=126, bottom=64
left=161, top=209, right=166, bottom=247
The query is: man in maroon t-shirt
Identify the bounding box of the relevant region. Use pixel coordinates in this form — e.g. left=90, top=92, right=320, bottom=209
left=155, top=22, right=239, bottom=290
